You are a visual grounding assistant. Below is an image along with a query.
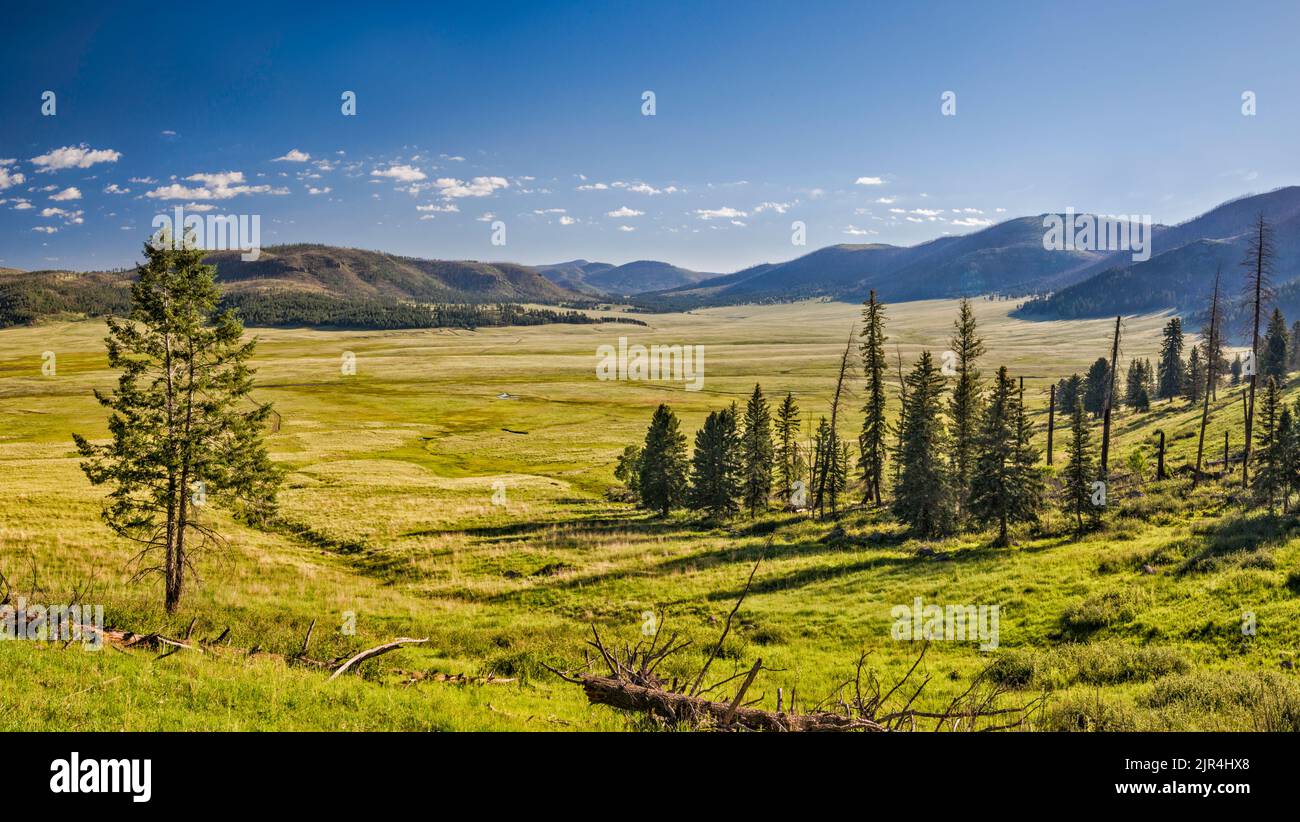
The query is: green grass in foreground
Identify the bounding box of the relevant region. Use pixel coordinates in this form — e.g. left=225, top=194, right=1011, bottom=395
left=1, top=299, right=1298, bottom=730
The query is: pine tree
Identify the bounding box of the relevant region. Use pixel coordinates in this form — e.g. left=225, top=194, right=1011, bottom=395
left=1057, top=374, right=1082, bottom=415
left=688, top=405, right=742, bottom=518
left=1231, top=353, right=1243, bottom=386
left=1253, top=378, right=1283, bottom=512
left=637, top=404, right=689, bottom=516
left=1185, top=344, right=1204, bottom=404
left=969, top=366, right=1043, bottom=546
left=773, top=392, right=802, bottom=505
left=892, top=351, right=956, bottom=537
left=1124, top=359, right=1151, bottom=412
left=858, top=291, right=889, bottom=506
left=948, top=297, right=985, bottom=513
left=1289, top=321, right=1300, bottom=371
left=739, top=384, right=773, bottom=517
left=1276, top=406, right=1297, bottom=513
left=1156, top=317, right=1185, bottom=401
left=1083, top=357, right=1110, bottom=416
left=73, top=239, right=280, bottom=613
left=614, top=444, right=643, bottom=499
left=1061, top=404, right=1099, bottom=535
left=1261, top=307, right=1289, bottom=382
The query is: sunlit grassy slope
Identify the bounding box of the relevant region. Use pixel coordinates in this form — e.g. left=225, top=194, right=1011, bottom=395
left=2, top=298, right=1297, bottom=731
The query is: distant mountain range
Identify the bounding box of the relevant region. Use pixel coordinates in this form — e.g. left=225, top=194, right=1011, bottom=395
left=535, top=259, right=716, bottom=296
left=4, top=187, right=1298, bottom=329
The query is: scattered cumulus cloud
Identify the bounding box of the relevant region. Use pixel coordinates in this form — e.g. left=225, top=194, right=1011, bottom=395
left=30, top=144, right=122, bottom=172
left=274, top=149, right=311, bottom=163
left=145, top=171, right=288, bottom=200
left=694, top=206, right=747, bottom=220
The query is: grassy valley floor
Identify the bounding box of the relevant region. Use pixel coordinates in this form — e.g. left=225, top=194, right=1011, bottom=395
left=1, top=298, right=1298, bottom=730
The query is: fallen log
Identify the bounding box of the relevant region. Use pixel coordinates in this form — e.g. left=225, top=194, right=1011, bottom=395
left=577, top=673, right=885, bottom=732
left=328, top=637, right=429, bottom=682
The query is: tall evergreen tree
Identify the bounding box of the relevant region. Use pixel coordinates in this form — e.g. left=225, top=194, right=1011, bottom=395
left=637, top=404, right=689, bottom=516
left=1289, top=321, right=1300, bottom=372
left=1083, top=357, right=1110, bottom=416
left=73, top=239, right=280, bottom=613
left=688, top=405, right=742, bottom=518
left=1057, top=373, right=1082, bottom=415
left=1185, top=344, right=1204, bottom=404
left=1124, top=358, right=1151, bottom=412
left=892, top=351, right=956, bottom=537
left=773, top=392, right=802, bottom=505
left=858, top=291, right=889, bottom=506
left=739, top=384, right=773, bottom=517
left=1156, top=317, right=1185, bottom=401
left=948, top=297, right=985, bottom=513
left=1061, top=404, right=1099, bottom=535
left=1253, top=377, right=1284, bottom=513
left=969, top=366, right=1043, bottom=546
left=1261, top=307, right=1289, bottom=382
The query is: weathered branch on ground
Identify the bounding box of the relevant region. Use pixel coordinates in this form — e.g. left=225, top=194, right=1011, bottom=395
left=328, top=637, right=429, bottom=682
left=548, top=562, right=1044, bottom=732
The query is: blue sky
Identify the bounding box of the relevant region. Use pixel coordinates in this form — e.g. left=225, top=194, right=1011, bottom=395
left=3, top=0, right=1300, bottom=273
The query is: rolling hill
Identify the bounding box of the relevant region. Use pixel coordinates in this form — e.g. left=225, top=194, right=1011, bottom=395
left=536, top=258, right=715, bottom=296
left=0, top=245, right=592, bottom=329
left=1017, top=187, right=1300, bottom=321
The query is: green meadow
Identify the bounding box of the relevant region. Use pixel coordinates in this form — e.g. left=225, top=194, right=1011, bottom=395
left=2, top=298, right=1298, bottom=731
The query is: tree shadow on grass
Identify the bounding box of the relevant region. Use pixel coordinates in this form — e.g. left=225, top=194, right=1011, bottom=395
left=1176, top=509, right=1296, bottom=574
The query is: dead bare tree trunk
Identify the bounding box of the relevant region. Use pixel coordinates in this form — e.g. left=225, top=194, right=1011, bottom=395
left=813, top=326, right=855, bottom=518
left=1194, top=268, right=1222, bottom=486
left=1099, top=315, right=1121, bottom=478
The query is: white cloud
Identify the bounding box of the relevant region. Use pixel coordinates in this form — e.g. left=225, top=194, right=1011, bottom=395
left=50, top=186, right=82, bottom=201
left=476, top=212, right=496, bottom=222
left=875, top=196, right=896, bottom=204
left=371, top=164, right=427, bottom=183
left=694, top=206, right=748, bottom=220
left=307, top=186, right=332, bottom=195
left=30, top=144, right=122, bottom=172
left=129, top=176, right=157, bottom=184
left=843, top=225, right=877, bottom=236
left=576, top=182, right=609, bottom=191
left=951, top=217, right=994, bottom=227
left=611, top=181, right=680, bottom=195
left=32, top=226, right=58, bottom=233
left=12, top=198, right=33, bottom=210
left=533, top=208, right=566, bottom=215
left=854, top=176, right=884, bottom=186
left=559, top=215, right=576, bottom=225
left=417, top=203, right=458, bottom=213
left=0, top=166, right=23, bottom=191
left=618, top=225, right=635, bottom=232
left=753, top=201, right=793, bottom=214
left=607, top=206, right=644, bottom=218
left=40, top=206, right=84, bottom=224
left=104, top=183, right=129, bottom=194
left=145, top=171, right=288, bottom=200
left=183, top=202, right=217, bottom=212
left=274, top=149, right=311, bottom=163
left=434, top=176, right=508, bottom=199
